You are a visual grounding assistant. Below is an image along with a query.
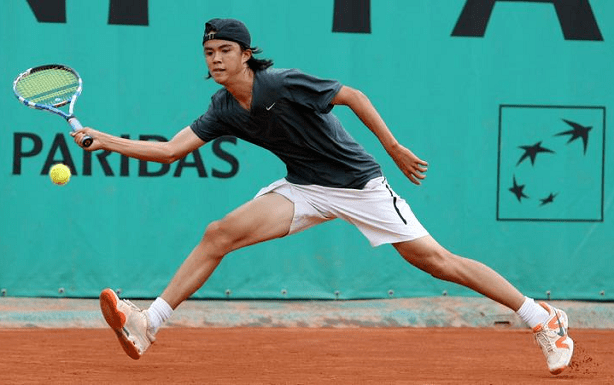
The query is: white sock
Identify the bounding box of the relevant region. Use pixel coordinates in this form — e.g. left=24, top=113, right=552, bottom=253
left=147, top=297, right=174, bottom=332
left=516, top=297, right=550, bottom=329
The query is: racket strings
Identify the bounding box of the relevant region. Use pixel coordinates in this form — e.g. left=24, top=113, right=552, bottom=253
left=15, top=69, right=79, bottom=106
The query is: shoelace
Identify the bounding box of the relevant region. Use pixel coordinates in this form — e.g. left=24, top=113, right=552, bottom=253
left=122, top=299, right=156, bottom=343
left=122, top=299, right=141, bottom=311
left=535, top=330, right=556, bottom=354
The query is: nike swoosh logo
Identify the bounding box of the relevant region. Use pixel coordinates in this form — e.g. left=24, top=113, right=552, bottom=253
left=555, top=313, right=566, bottom=337
left=266, top=102, right=276, bottom=111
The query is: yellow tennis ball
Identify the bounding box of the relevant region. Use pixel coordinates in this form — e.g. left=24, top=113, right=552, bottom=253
left=49, top=163, right=71, bottom=185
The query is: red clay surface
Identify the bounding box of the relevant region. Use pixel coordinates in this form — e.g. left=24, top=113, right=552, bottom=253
left=0, top=328, right=611, bottom=384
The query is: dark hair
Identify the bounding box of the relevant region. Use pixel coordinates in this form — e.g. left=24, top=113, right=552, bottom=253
left=206, top=45, right=273, bottom=79
left=246, top=46, right=274, bottom=72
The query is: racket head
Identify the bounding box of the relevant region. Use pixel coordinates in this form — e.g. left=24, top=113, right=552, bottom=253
left=13, top=64, right=82, bottom=110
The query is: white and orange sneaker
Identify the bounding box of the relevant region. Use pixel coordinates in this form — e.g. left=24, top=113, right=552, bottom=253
left=533, top=302, right=574, bottom=374
left=99, top=288, right=155, bottom=360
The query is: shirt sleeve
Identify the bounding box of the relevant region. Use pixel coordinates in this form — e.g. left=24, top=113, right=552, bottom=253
left=280, top=69, right=342, bottom=113
left=189, top=98, right=228, bottom=142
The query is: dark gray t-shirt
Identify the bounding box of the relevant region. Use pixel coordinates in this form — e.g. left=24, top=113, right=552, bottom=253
left=190, top=68, right=382, bottom=189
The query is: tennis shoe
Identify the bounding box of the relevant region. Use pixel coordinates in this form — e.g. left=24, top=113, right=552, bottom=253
left=99, top=288, right=155, bottom=360
left=532, top=302, right=574, bottom=375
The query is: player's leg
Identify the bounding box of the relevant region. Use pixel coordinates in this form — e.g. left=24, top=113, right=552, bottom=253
left=393, top=236, right=524, bottom=310
left=393, top=236, right=573, bottom=374
left=160, top=191, right=294, bottom=308
left=100, top=192, right=294, bottom=359
left=327, top=174, right=572, bottom=375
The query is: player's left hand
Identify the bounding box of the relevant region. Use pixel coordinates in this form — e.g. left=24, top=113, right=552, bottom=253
left=388, top=144, right=428, bottom=185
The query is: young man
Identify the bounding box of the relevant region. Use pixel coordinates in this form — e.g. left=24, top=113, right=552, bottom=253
left=73, top=18, right=573, bottom=374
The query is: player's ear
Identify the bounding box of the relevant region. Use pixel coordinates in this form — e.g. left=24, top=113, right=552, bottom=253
left=242, top=48, right=252, bottom=64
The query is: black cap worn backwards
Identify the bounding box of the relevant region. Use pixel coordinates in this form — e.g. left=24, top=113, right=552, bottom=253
left=203, top=18, right=251, bottom=47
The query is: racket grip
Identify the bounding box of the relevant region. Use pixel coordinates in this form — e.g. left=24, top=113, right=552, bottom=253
left=68, top=117, right=93, bottom=147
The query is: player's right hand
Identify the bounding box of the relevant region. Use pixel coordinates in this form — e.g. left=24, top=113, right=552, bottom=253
left=71, top=127, right=102, bottom=151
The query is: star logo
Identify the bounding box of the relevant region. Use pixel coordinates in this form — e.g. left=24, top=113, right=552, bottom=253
left=509, top=175, right=529, bottom=202
left=555, top=119, right=593, bottom=154
left=516, top=141, right=555, bottom=166
left=539, top=192, right=558, bottom=206
left=497, top=105, right=605, bottom=222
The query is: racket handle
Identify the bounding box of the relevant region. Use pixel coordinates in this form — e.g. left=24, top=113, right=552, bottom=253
left=68, top=117, right=93, bottom=147
left=81, top=135, right=93, bottom=147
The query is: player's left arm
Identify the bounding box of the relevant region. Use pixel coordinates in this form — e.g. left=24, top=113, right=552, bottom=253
left=331, top=85, right=428, bottom=185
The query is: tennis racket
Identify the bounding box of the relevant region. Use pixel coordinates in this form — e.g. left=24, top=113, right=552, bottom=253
left=13, top=64, right=93, bottom=147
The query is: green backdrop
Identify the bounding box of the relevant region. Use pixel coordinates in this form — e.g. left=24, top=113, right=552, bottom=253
left=1, top=0, right=612, bottom=300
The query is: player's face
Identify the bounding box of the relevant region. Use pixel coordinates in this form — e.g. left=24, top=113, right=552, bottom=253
left=204, top=40, right=250, bottom=84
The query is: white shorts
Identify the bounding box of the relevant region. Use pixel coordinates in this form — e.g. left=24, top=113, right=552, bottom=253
left=254, top=176, right=429, bottom=247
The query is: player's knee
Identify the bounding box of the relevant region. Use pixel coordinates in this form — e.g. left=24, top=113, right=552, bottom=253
left=201, top=220, right=234, bottom=259
left=424, top=250, right=458, bottom=281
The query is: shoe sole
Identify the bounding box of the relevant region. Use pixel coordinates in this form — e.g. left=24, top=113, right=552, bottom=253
left=99, top=289, right=142, bottom=360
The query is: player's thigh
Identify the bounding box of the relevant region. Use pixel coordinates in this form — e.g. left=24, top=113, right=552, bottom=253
left=213, top=192, right=294, bottom=251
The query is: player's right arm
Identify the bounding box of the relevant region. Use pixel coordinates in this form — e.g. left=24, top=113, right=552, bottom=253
left=71, top=126, right=206, bottom=164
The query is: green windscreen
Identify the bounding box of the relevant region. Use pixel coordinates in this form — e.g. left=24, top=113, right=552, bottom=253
left=1, top=1, right=612, bottom=300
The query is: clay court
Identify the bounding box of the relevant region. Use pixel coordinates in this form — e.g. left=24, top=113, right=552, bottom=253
left=0, top=327, right=611, bottom=384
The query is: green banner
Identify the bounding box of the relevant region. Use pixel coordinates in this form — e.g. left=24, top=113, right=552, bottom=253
left=1, top=0, right=611, bottom=300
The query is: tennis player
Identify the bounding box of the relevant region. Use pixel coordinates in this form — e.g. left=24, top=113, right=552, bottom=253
left=73, top=18, right=573, bottom=374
